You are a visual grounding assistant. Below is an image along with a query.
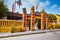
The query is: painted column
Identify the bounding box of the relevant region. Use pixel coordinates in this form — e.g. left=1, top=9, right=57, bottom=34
left=41, top=9, right=45, bottom=30
left=30, top=6, right=35, bottom=31
left=23, top=8, right=27, bottom=31
left=41, top=13, right=44, bottom=30
left=46, top=18, right=47, bottom=29
left=43, top=14, right=47, bottom=30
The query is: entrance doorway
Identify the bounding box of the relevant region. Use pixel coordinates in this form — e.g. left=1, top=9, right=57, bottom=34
left=35, top=19, right=41, bottom=30
left=44, top=23, right=46, bottom=29
left=27, top=19, right=30, bottom=31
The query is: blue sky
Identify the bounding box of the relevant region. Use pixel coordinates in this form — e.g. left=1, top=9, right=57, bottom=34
left=4, top=0, right=60, bottom=15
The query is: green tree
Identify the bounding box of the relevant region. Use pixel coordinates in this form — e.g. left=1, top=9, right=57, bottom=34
left=0, top=1, right=8, bottom=19
left=48, top=14, right=57, bottom=23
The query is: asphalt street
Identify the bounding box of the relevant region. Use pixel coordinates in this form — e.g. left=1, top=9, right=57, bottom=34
left=0, top=31, right=60, bottom=40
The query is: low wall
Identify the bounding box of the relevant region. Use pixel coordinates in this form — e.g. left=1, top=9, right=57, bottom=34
left=0, top=19, right=23, bottom=32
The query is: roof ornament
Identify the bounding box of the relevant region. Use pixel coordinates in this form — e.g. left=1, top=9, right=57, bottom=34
left=31, top=6, right=34, bottom=10
left=41, top=8, right=45, bottom=13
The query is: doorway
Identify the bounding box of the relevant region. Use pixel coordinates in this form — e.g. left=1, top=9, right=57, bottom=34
left=35, top=19, right=41, bottom=30
left=27, top=19, right=30, bottom=31
left=44, top=23, right=46, bottom=29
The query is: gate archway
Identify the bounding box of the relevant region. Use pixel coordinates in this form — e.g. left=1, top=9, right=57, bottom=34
left=35, top=19, right=41, bottom=30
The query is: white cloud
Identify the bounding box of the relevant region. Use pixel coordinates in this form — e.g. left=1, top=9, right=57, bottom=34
left=40, top=2, right=45, bottom=7
left=51, top=4, right=57, bottom=9
left=8, top=0, right=14, bottom=4
left=7, top=0, right=15, bottom=11
left=39, top=0, right=50, bottom=8
left=6, top=0, right=50, bottom=14
left=26, top=0, right=39, bottom=6
left=45, top=1, right=50, bottom=5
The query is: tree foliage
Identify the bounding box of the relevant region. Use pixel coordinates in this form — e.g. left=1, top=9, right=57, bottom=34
left=48, top=14, right=57, bottom=22
left=0, top=1, right=8, bottom=19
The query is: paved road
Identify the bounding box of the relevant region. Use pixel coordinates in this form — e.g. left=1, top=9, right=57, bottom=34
left=0, top=31, right=60, bottom=40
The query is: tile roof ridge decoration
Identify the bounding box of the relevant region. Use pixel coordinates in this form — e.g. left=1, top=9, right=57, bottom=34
left=35, top=11, right=40, bottom=14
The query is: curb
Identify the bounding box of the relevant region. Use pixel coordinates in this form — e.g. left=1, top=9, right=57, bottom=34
left=0, top=32, right=46, bottom=38
left=0, top=29, right=60, bottom=38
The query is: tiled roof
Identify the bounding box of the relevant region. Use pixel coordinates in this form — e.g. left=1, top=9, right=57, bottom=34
left=57, top=14, right=60, bottom=16
left=35, top=11, right=40, bottom=14
left=7, top=12, right=22, bottom=17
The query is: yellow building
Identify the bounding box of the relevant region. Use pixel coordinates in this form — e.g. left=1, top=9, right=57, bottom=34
left=54, top=14, right=60, bottom=24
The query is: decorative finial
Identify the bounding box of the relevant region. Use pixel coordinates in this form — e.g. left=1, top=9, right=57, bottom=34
left=41, top=8, right=45, bottom=13
left=31, top=6, right=34, bottom=10
left=23, top=8, right=26, bottom=13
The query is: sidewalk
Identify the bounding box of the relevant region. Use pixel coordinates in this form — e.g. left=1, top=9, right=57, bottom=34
left=0, top=29, right=60, bottom=38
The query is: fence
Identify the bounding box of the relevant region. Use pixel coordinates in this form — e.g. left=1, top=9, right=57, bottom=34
left=0, top=19, right=23, bottom=32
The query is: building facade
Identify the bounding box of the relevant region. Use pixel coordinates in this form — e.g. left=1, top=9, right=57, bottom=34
left=54, top=14, right=60, bottom=24
left=0, top=6, right=51, bottom=32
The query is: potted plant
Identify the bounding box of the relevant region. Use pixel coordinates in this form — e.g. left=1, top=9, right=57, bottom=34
left=10, top=26, right=15, bottom=33
left=20, top=27, right=23, bottom=32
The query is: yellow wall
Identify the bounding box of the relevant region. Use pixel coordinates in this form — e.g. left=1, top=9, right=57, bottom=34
left=0, top=20, right=23, bottom=32
left=54, top=14, right=60, bottom=24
